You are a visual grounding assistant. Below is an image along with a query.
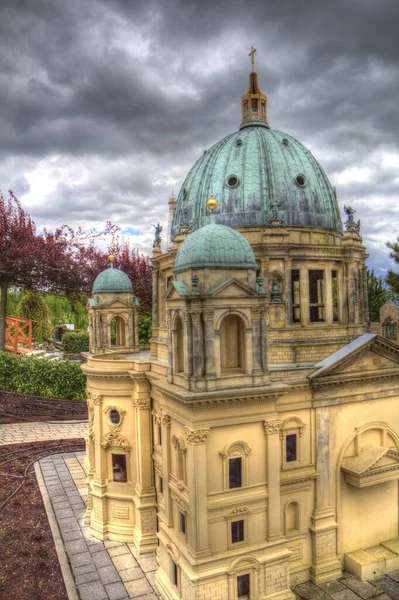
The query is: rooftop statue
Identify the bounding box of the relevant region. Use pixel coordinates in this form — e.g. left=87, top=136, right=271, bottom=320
left=344, top=205, right=361, bottom=235
left=152, top=223, right=162, bottom=247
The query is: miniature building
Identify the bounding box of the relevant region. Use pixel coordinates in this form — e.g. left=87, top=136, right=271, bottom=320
left=82, top=60, right=399, bottom=600
left=379, top=300, right=399, bottom=344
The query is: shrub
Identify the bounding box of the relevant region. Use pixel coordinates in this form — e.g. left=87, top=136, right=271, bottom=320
left=17, top=291, right=52, bottom=342
left=0, top=352, right=86, bottom=401
left=138, top=313, right=152, bottom=344
left=62, top=331, right=89, bottom=353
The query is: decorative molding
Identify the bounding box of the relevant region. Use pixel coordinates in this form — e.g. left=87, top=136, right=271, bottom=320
left=220, top=441, right=251, bottom=459
left=92, top=394, right=103, bottom=406
left=171, top=491, right=188, bottom=513
left=190, top=311, right=202, bottom=323
left=264, top=419, right=282, bottom=435
left=203, top=308, right=214, bottom=322
left=112, top=504, right=129, bottom=519
left=156, top=386, right=282, bottom=410
left=225, top=506, right=251, bottom=518
left=154, top=462, right=163, bottom=476
left=101, top=431, right=130, bottom=449
left=160, top=414, right=171, bottom=427
left=184, top=427, right=210, bottom=445
left=132, top=397, right=151, bottom=409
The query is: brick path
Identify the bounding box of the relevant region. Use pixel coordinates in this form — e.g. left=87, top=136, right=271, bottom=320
left=38, top=452, right=160, bottom=600
left=0, top=421, right=88, bottom=445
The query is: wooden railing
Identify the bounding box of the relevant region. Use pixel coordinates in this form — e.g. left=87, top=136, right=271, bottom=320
left=5, top=316, right=33, bottom=354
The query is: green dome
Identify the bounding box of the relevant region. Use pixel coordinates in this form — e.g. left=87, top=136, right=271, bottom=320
left=92, top=265, right=133, bottom=293
left=173, top=224, right=257, bottom=274
left=171, top=123, right=342, bottom=238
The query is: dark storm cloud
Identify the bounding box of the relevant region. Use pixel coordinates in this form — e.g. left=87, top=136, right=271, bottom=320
left=0, top=0, right=398, bottom=274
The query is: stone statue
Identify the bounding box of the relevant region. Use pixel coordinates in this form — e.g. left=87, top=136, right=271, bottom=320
left=152, top=223, right=162, bottom=247
left=344, top=205, right=361, bottom=234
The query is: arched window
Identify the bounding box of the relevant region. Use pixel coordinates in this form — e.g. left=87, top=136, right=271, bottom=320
left=110, top=315, right=126, bottom=346
left=171, top=435, right=187, bottom=486
left=174, top=316, right=184, bottom=373
left=284, top=501, right=300, bottom=534
left=383, top=318, right=397, bottom=341
left=220, top=314, right=245, bottom=373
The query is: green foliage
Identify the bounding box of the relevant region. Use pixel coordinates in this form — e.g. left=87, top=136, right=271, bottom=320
left=138, top=313, right=152, bottom=344
left=0, top=352, right=86, bottom=401
left=62, top=331, right=89, bottom=353
left=367, top=269, right=389, bottom=322
left=386, top=237, right=399, bottom=296
left=17, top=291, right=52, bottom=342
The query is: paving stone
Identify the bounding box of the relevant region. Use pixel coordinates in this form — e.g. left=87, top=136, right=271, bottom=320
left=98, top=565, right=121, bottom=585
left=63, top=529, right=84, bottom=541
left=137, top=556, right=157, bottom=573
left=65, top=539, right=89, bottom=555
left=60, top=520, right=81, bottom=533
left=331, top=590, right=362, bottom=600
left=105, top=540, right=126, bottom=549
left=108, top=545, right=131, bottom=557
left=113, top=554, right=139, bottom=571
left=89, top=543, right=106, bottom=554
left=55, top=507, right=75, bottom=519
left=79, top=580, right=108, bottom=600
left=105, top=582, right=130, bottom=600
left=342, top=578, right=379, bottom=599
left=132, top=594, right=158, bottom=600
left=319, top=581, right=347, bottom=595
left=52, top=500, right=71, bottom=509
left=389, top=571, right=399, bottom=584
left=92, top=551, right=113, bottom=568
left=70, top=551, right=94, bottom=568
left=374, top=576, right=399, bottom=600
left=296, top=582, right=326, bottom=599
left=73, top=563, right=98, bottom=576
left=124, top=578, right=153, bottom=598
left=75, top=571, right=101, bottom=585
left=146, top=572, right=156, bottom=587
left=119, top=568, right=145, bottom=583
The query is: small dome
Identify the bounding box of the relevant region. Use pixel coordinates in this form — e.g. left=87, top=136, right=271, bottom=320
left=173, top=224, right=257, bottom=274
left=92, top=265, right=133, bottom=293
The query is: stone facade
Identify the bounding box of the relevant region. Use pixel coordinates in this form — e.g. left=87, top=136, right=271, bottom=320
left=379, top=301, right=399, bottom=345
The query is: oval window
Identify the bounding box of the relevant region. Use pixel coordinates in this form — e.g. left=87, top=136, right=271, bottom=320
left=109, top=409, right=121, bottom=425
left=295, top=174, right=307, bottom=187
left=236, top=139, right=243, bottom=147
left=282, top=138, right=289, bottom=147
left=227, top=175, right=239, bottom=188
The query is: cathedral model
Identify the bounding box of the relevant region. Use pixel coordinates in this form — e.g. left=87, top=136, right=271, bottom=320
left=82, top=52, right=399, bottom=600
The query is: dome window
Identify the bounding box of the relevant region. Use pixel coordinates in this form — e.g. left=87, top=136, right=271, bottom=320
left=236, top=139, right=243, bottom=147
left=182, top=187, right=187, bottom=200
left=295, top=174, right=307, bottom=187
left=282, top=138, right=289, bottom=147
left=227, top=175, right=239, bottom=188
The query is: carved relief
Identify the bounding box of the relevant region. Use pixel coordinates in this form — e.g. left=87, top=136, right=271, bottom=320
left=184, top=427, right=210, bottom=445
left=203, top=308, right=214, bottom=322
left=132, top=397, right=151, bottom=409
left=171, top=492, right=188, bottom=513
left=92, top=394, right=103, bottom=406
left=103, top=405, right=126, bottom=430
left=101, top=431, right=130, bottom=449
left=220, top=441, right=251, bottom=458
left=264, top=419, right=282, bottom=435
left=112, top=504, right=129, bottom=519
left=190, top=311, right=202, bottom=323
left=225, top=506, right=251, bottom=518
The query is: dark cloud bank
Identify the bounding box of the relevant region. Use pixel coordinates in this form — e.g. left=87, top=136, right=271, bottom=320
left=0, top=0, right=398, bottom=273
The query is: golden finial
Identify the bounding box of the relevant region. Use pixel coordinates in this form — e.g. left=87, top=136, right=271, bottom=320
left=108, top=254, right=115, bottom=266
left=206, top=193, right=218, bottom=211
left=249, top=46, right=257, bottom=72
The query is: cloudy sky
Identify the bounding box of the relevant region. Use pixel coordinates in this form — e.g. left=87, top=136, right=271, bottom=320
left=0, top=0, right=398, bottom=274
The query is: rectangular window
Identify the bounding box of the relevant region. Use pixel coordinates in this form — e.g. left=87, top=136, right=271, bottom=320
left=251, top=99, right=258, bottom=119
left=166, top=275, right=173, bottom=289
left=332, top=270, right=339, bottom=322
left=291, top=269, right=301, bottom=323
left=159, top=475, right=163, bottom=494
left=172, top=560, right=178, bottom=587
left=309, top=270, right=325, bottom=322
left=237, top=574, right=250, bottom=599
left=243, top=101, right=248, bottom=121
left=261, top=101, right=266, bottom=119
left=179, top=512, right=186, bottom=535
left=229, top=457, right=242, bottom=489
left=231, top=520, right=244, bottom=544
left=286, top=434, right=297, bottom=462
left=112, top=454, right=127, bottom=482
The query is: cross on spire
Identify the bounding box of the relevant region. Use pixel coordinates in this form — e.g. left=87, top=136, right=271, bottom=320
left=249, top=46, right=257, bottom=71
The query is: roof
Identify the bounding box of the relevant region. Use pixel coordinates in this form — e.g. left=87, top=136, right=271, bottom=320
left=171, top=124, right=342, bottom=239
left=341, top=445, right=390, bottom=475
left=92, top=265, right=133, bottom=294
left=308, top=333, right=376, bottom=378
left=173, top=224, right=257, bottom=274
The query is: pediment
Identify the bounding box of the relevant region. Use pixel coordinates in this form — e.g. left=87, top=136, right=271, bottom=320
left=309, top=334, right=399, bottom=380
left=342, top=445, right=399, bottom=487
left=165, top=281, right=189, bottom=299
left=101, top=298, right=133, bottom=309
left=208, top=277, right=257, bottom=298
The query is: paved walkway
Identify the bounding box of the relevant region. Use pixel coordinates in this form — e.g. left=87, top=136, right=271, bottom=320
left=0, top=421, right=88, bottom=445
left=38, top=452, right=160, bottom=600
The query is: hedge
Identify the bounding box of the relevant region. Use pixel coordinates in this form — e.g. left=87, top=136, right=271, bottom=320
left=62, top=331, right=89, bottom=353
left=0, top=352, right=86, bottom=401
left=138, top=313, right=152, bottom=345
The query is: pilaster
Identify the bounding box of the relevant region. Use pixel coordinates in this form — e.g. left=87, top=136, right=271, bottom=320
left=300, top=267, right=309, bottom=326
left=203, top=308, right=217, bottom=389
left=264, top=418, right=282, bottom=541
left=284, top=258, right=292, bottom=324
left=325, top=267, right=333, bottom=326
left=190, top=310, right=205, bottom=390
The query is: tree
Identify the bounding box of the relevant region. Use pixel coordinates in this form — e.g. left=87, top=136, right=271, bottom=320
left=367, top=269, right=388, bottom=322
left=0, top=190, right=118, bottom=351
left=17, top=291, right=52, bottom=343
left=386, top=237, right=399, bottom=295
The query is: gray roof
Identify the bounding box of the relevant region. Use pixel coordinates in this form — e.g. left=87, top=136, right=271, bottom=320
left=308, top=333, right=376, bottom=379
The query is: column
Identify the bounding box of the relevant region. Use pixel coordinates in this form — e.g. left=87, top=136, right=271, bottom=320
left=325, top=268, right=333, bottom=326
left=190, top=310, right=203, bottom=380
left=184, top=427, right=210, bottom=556
left=160, top=413, right=173, bottom=527
left=264, top=418, right=282, bottom=541
left=260, top=309, right=268, bottom=373
left=91, top=394, right=108, bottom=531
left=167, top=311, right=173, bottom=381
left=152, top=270, right=159, bottom=327
left=347, top=261, right=356, bottom=324
left=284, top=258, right=292, bottom=324
left=251, top=308, right=262, bottom=375
left=310, top=407, right=341, bottom=583
left=182, top=311, right=193, bottom=384
left=203, top=308, right=216, bottom=380
left=300, top=267, right=309, bottom=326
left=362, top=266, right=369, bottom=324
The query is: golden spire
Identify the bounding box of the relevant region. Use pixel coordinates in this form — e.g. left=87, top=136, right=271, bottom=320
left=240, top=47, right=268, bottom=127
